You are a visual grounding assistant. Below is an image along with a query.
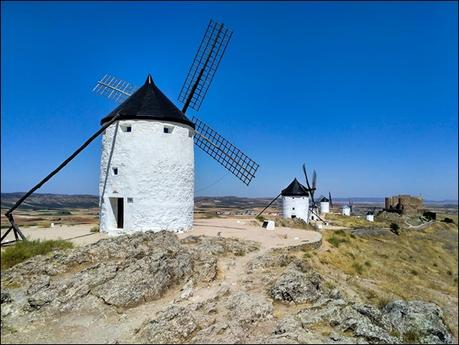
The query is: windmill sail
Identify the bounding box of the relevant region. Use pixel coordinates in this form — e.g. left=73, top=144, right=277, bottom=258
left=192, top=116, right=258, bottom=186
left=178, top=19, right=233, bottom=113
left=92, top=77, right=259, bottom=186
left=93, top=75, right=137, bottom=103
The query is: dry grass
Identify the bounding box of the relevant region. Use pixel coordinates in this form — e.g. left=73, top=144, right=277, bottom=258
left=308, top=222, right=458, bottom=338
left=272, top=217, right=316, bottom=230
left=324, top=213, right=389, bottom=229
left=1, top=239, right=74, bottom=270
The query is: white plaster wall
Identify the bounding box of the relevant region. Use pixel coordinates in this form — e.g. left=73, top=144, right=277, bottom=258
left=342, top=206, right=351, bottom=216
left=99, top=120, right=194, bottom=235
left=282, top=196, right=309, bottom=222
left=366, top=214, right=374, bottom=222
left=320, top=202, right=330, bottom=214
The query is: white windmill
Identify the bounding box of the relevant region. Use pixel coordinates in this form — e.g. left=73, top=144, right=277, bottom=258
left=93, top=20, right=259, bottom=235
left=1, top=20, right=259, bottom=244
left=319, top=195, right=330, bottom=214
left=280, top=178, right=310, bottom=222
left=366, top=208, right=376, bottom=222
left=255, top=164, right=326, bottom=224
left=342, top=200, right=352, bottom=216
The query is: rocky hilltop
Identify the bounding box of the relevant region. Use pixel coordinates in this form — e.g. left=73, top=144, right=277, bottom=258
left=1, top=231, right=453, bottom=344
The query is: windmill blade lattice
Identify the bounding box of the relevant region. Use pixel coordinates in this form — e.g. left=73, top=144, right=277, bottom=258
left=192, top=116, right=258, bottom=186
left=178, top=19, right=233, bottom=113
left=93, top=75, right=137, bottom=103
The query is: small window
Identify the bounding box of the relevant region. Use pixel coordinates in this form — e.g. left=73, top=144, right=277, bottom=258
left=292, top=207, right=295, bottom=210
left=127, top=198, right=133, bottom=203
left=112, top=167, right=118, bottom=175
left=121, top=125, right=132, bottom=132
left=163, top=125, right=174, bottom=134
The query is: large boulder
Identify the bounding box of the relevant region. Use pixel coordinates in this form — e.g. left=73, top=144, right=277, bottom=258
left=225, top=291, right=273, bottom=327
left=383, top=300, right=452, bottom=344
left=1, top=231, right=260, bottom=314
left=135, top=305, right=200, bottom=344
left=270, top=262, right=322, bottom=304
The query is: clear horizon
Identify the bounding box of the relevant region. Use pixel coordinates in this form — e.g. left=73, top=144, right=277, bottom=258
left=1, top=1, right=458, bottom=200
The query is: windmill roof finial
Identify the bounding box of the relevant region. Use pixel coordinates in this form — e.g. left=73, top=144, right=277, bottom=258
left=146, top=74, right=154, bottom=85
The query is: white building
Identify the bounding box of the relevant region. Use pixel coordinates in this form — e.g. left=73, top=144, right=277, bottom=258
left=99, top=75, right=195, bottom=236
left=366, top=212, right=374, bottom=222
left=319, top=196, right=330, bottom=214
left=281, top=178, right=310, bottom=222
left=309, top=205, right=321, bottom=221
left=342, top=205, right=351, bottom=216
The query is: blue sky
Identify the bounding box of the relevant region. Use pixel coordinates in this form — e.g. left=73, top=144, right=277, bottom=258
left=1, top=1, right=457, bottom=200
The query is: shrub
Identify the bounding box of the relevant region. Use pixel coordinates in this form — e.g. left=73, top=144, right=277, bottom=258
left=38, top=222, right=52, bottom=228
left=255, top=215, right=265, bottom=222
left=1, top=239, right=73, bottom=270
left=442, top=217, right=454, bottom=224
left=403, top=329, right=422, bottom=344
left=90, top=225, right=100, bottom=233
left=328, top=235, right=349, bottom=248
left=303, top=252, right=312, bottom=259
left=390, top=223, right=400, bottom=235
left=56, top=210, right=72, bottom=215
left=352, top=262, right=365, bottom=275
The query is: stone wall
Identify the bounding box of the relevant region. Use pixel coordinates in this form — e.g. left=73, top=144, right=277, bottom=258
left=384, top=194, right=423, bottom=215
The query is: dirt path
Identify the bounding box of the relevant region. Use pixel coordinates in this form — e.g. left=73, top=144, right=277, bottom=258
left=1, top=218, right=322, bottom=250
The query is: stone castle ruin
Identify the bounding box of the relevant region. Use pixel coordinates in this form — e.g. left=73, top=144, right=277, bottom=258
left=384, top=194, right=423, bottom=215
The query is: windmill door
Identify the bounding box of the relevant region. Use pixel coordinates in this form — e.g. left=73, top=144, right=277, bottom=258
left=116, top=198, right=124, bottom=229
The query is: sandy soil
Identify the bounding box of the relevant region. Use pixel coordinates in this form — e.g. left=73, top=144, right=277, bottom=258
left=1, top=218, right=322, bottom=250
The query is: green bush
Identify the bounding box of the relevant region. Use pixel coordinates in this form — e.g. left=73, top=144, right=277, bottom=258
left=442, top=217, right=454, bottom=224
left=328, top=235, right=349, bottom=248
left=352, top=262, right=365, bottom=275
left=90, top=225, right=100, bottom=233
left=1, top=239, right=73, bottom=270
left=255, top=215, right=265, bottom=222
left=56, top=210, right=72, bottom=215
left=390, top=223, right=400, bottom=235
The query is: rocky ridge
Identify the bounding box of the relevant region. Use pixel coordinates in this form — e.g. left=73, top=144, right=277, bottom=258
left=1, top=231, right=453, bottom=344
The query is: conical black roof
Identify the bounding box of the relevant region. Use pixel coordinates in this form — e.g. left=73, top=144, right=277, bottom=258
left=100, top=74, right=195, bottom=128
left=319, top=196, right=329, bottom=202
left=281, top=178, right=310, bottom=197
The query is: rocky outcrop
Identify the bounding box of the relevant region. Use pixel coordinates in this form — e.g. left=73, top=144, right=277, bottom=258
left=135, top=290, right=274, bottom=344
left=383, top=300, right=452, bottom=344
left=1, top=231, right=259, bottom=315
left=1, top=232, right=453, bottom=344
left=270, top=262, right=322, bottom=304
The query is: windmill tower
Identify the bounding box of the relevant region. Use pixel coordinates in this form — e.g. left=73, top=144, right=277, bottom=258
left=99, top=75, right=196, bottom=234
left=281, top=178, right=310, bottom=222
left=342, top=202, right=352, bottom=216
left=256, top=164, right=325, bottom=224
left=366, top=207, right=376, bottom=222
left=94, top=20, right=259, bottom=235
left=1, top=20, right=259, bottom=244
left=319, top=196, right=330, bottom=214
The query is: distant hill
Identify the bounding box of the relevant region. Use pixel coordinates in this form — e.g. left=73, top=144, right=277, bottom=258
left=1, top=193, right=456, bottom=211
left=1, top=193, right=99, bottom=210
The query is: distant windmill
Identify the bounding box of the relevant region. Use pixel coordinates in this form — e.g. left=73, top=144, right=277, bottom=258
left=302, top=164, right=325, bottom=222
left=1, top=19, right=259, bottom=244
left=366, top=207, right=376, bottom=222
left=342, top=199, right=353, bottom=216
left=318, top=195, right=330, bottom=214
left=256, top=163, right=325, bottom=223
